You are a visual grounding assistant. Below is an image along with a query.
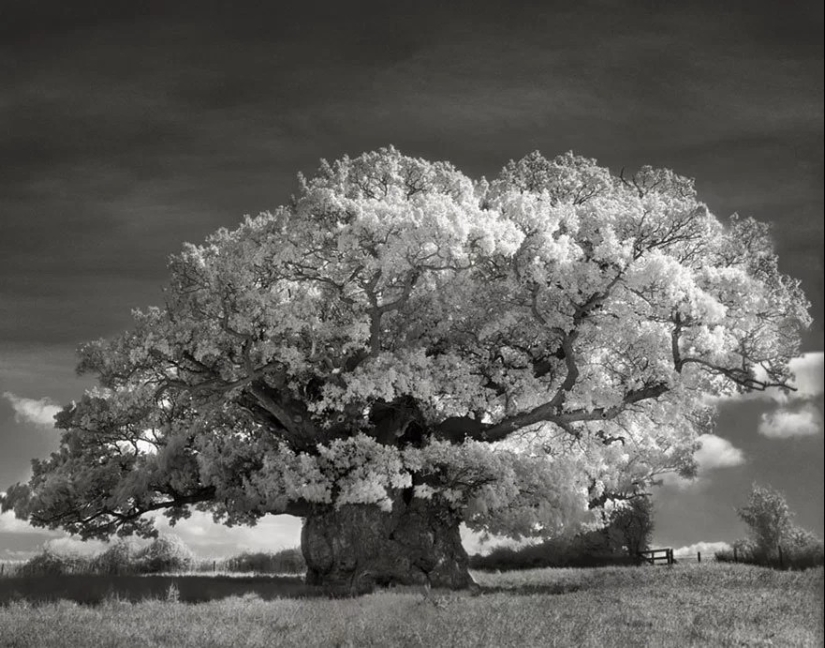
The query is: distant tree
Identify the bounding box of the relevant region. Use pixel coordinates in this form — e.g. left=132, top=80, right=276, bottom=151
left=607, top=496, right=654, bottom=556
left=737, top=484, right=793, bottom=557
left=732, top=484, right=823, bottom=567
left=1, top=148, right=810, bottom=592
left=135, top=535, right=195, bottom=573
left=93, top=538, right=141, bottom=575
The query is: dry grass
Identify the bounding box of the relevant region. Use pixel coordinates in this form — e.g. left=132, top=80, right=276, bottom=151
left=0, top=563, right=822, bottom=647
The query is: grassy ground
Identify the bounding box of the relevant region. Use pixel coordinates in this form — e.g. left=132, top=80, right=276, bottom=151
left=0, top=563, right=822, bottom=647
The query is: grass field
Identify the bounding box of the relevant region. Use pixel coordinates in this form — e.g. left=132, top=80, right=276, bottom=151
left=0, top=563, right=822, bottom=647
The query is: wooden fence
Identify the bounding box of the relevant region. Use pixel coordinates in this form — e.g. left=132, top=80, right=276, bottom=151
left=637, top=548, right=675, bottom=566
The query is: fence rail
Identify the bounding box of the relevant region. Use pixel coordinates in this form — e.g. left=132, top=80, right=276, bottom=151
left=637, top=548, right=675, bottom=566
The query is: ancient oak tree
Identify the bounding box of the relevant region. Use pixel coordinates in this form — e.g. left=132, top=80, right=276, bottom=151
left=2, top=148, right=810, bottom=590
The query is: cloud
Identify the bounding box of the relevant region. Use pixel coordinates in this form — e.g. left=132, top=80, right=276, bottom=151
left=758, top=403, right=823, bottom=439
left=0, top=509, right=38, bottom=534
left=43, top=537, right=107, bottom=556
left=709, top=352, right=824, bottom=405
left=0, top=508, right=303, bottom=560
left=673, top=541, right=732, bottom=558
left=694, top=434, right=746, bottom=470
left=2, top=392, right=61, bottom=427
left=785, top=353, right=825, bottom=400
left=661, top=434, right=745, bottom=490
left=153, top=512, right=302, bottom=557
left=707, top=352, right=824, bottom=442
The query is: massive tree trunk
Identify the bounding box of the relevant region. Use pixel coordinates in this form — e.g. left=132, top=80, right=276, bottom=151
left=301, top=495, right=473, bottom=594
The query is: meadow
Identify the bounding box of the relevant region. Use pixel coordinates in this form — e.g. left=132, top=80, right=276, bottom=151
left=0, top=563, right=822, bottom=647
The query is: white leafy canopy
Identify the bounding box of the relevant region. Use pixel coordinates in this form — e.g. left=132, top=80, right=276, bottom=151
left=2, top=147, right=810, bottom=541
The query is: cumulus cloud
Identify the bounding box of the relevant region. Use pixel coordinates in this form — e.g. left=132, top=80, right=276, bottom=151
left=758, top=403, right=822, bottom=439
left=785, top=352, right=825, bottom=401
left=0, top=550, right=34, bottom=562
left=662, top=434, right=745, bottom=490
left=43, top=537, right=107, bottom=556
left=748, top=352, right=825, bottom=403
left=0, top=509, right=36, bottom=534
left=0, top=513, right=107, bottom=561
left=153, top=512, right=302, bottom=557
left=694, top=434, right=746, bottom=470
left=705, top=352, right=824, bottom=442
left=710, top=352, right=824, bottom=405
left=673, top=541, right=732, bottom=557
left=2, top=392, right=61, bottom=427
left=0, top=508, right=303, bottom=560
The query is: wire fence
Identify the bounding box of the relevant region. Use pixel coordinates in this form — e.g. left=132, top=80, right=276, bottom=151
left=645, top=544, right=823, bottom=570
left=0, top=561, right=25, bottom=578
left=0, top=555, right=307, bottom=579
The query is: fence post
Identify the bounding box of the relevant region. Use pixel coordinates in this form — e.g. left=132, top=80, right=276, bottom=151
left=212, top=560, right=217, bottom=573
left=697, top=551, right=701, bottom=563
left=778, top=545, right=784, bottom=570
left=733, top=546, right=738, bottom=563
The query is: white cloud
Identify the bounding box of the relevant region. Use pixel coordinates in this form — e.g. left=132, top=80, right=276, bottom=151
left=0, top=550, right=34, bottom=562
left=154, top=512, right=302, bottom=557
left=43, top=537, right=107, bottom=556
left=694, top=433, right=746, bottom=470
left=0, top=508, right=304, bottom=560
left=758, top=403, right=822, bottom=439
left=661, top=434, right=745, bottom=490
left=2, top=392, right=61, bottom=427
left=673, top=541, right=732, bottom=557
left=786, top=352, right=825, bottom=400
left=0, top=509, right=39, bottom=534
left=708, top=352, right=824, bottom=405
left=707, top=352, right=825, bottom=441
left=750, top=352, right=824, bottom=403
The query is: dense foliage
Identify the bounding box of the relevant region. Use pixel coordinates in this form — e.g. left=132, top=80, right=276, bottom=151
left=2, top=147, right=810, bottom=546
left=716, top=484, right=824, bottom=569
left=470, top=495, right=652, bottom=570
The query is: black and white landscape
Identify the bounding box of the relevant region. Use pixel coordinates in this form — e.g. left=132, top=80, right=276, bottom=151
left=0, top=2, right=822, bottom=646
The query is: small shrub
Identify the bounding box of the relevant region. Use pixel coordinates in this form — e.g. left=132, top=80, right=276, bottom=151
left=135, top=535, right=195, bottom=573
left=469, top=537, right=639, bottom=572
left=784, top=541, right=825, bottom=570
left=93, top=539, right=140, bottom=575
left=165, top=582, right=180, bottom=603
left=19, top=550, right=91, bottom=577
left=715, top=536, right=824, bottom=570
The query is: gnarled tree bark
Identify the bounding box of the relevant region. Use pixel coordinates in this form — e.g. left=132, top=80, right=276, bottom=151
left=301, top=495, right=473, bottom=594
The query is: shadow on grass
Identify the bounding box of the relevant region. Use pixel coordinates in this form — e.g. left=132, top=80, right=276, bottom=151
left=0, top=574, right=326, bottom=605
left=1, top=574, right=586, bottom=606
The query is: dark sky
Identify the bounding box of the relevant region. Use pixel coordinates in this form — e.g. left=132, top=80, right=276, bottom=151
left=1, top=0, right=822, bottom=557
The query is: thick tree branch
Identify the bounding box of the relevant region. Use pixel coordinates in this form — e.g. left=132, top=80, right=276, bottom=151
left=678, top=357, right=793, bottom=392
left=671, top=315, right=796, bottom=392
left=539, top=273, right=624, bottom=409
left=671, top=315, right=685, bottom=372
left=434, top=381, right=670, bottom=444
left=30, top=486, right=217, bottom=537
left=247, top=382, right=320, bottom=449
